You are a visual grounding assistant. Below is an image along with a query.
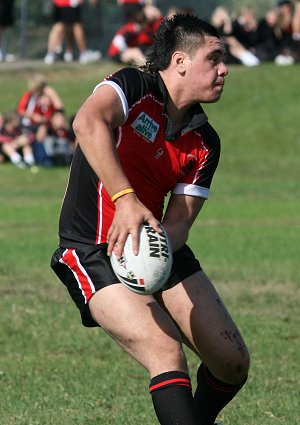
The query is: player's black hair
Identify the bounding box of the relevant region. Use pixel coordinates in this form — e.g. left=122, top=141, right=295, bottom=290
left=142, top=13, right=220, bottom=74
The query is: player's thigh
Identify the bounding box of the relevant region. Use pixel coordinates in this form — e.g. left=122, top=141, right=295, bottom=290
left=89, top=284, right=188, bottom=377
left=156, top=270, right=250, bottom=383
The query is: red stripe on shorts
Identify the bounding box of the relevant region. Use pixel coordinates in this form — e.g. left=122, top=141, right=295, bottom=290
left=60, top=249, right=96, bottom=303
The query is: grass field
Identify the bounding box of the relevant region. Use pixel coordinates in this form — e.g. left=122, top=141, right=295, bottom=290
left=0, top=61, right=300, bottom=425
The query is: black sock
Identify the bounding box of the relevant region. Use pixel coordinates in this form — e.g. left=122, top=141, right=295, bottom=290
left=194, top=363, right=247, bottom=425
left=149, top=371, right=199, bottom=425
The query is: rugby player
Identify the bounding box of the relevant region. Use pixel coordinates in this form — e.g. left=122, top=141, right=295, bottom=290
left=51, top=13, right=250, bottom=425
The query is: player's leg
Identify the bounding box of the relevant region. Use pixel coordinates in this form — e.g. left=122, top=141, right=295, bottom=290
left=155, top=270, right=250, bottom=425
left=156, top=270, right=250, bottom=383
left=89, top=285, right=200, bottom=425
left=51, top=245, right=199, bottom=425
left=89, top=284, right=187, bottom=376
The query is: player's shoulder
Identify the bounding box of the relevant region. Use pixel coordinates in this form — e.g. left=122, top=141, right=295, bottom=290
left=108, top=67, right=157, bottom=86
left=106, top=67, right=161, bottom=104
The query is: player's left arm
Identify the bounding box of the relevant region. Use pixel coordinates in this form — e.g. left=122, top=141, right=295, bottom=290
left=162, top=194, right=206, bottom=253
left=162, top=122, right=221, bottom=252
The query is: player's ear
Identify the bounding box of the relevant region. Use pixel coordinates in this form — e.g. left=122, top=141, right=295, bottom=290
left=172, top=51, right=187, bottom=74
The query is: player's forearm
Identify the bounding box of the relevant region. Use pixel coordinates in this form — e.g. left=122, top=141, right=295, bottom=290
left=162, top=221, right=189, bottom=253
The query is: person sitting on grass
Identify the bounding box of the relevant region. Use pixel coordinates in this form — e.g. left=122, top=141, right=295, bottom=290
left=0, top=110, right=35, bottom=168
left=211, top=6, right=260, bottom=66
left=43, top=110, right=74, bottom=166
left=17, top=73, right=65, bottom=166
left=107, top=5, right=162, bottom=65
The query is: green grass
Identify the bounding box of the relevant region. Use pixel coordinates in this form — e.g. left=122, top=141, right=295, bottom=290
left=1, top=62, right=300, bottom=424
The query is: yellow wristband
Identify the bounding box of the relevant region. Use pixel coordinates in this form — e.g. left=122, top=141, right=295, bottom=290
left=111, top=188, right=135, bottom=203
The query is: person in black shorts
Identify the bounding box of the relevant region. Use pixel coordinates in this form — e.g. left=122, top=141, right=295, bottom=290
left=0, top=0, right=15, bottom=61
left=44, top=0, right=101, bottom=64
left=51, top=13, right=250, bottom=425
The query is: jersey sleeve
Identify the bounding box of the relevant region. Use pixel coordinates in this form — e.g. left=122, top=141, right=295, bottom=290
left=93, top=68, right=154, bottom=124
left=172, top=123, right=221, bottom=199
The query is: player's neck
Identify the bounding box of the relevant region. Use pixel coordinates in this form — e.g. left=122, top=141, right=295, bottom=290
left=159, top=71, right=193, bottom=122
left=166, top=96, right=191, bottom=128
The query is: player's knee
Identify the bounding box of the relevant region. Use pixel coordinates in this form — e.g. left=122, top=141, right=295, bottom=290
left=223, top=345, right=250, bottom=384
left=206, top=339, right=250, bottom=385
left=147, top=340, right=188, bottom=377
left=235, top=351, right=250, bottom=382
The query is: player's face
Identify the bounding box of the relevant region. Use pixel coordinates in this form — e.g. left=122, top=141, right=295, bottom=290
left=185, top=36, right=228, bottom=103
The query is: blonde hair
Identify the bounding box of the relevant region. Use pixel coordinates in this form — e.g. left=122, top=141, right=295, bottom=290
left=28, top=73, right=47, bottom=93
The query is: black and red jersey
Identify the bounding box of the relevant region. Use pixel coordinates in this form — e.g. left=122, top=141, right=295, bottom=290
left=59, top=67, right=220, bottom=248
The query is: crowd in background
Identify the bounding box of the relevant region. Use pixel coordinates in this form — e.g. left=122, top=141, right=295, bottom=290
left=41, top=0, right=300, bottom=67
left=0, top=73, right=75, bottom=169
left=1, top=0, right=300, bottom=66
left=1, top=0, right=300, bottom=169
left=211, top=1, right=300, bottom=66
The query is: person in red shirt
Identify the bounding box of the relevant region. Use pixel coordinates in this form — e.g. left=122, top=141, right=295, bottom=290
left=17, top=74, right=65, bottom=165
left=51, top=14, right=249, bottom=425
left=17, top=73, right=64, bottom=139
left=108, top=5, right=162, bottom=65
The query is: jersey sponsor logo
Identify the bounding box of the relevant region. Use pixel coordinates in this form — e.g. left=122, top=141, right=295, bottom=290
left=131, top=112, right=160, bottom=143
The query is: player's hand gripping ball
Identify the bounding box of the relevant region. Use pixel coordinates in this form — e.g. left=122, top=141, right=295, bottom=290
left=110, top=223, right=172, bottom=295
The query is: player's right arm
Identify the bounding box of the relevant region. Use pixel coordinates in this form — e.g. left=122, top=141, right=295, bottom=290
left=72, top=83, right=161, bottom=257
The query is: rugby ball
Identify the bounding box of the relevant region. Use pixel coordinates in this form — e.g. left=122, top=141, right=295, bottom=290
left=110, top=223, right=172, bottom=295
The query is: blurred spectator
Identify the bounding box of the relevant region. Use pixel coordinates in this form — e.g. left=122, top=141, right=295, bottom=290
left=277, top=0, right=296, bottom=57
left=231, top=6, right=259, bottom=51
left=0, top=110, right=35, bottom=168
left=278, top=0, right=294, bottom=34
left=276, top=0, right=300, bottom=62
left=43, top=110, right=74, bottom=166
left=44, top=0, right=101, bottom=65
left=293, top=0, right=300, bottom=39
left=108, top=5, right=162, bottom=65
left=0, top=113, right=3, bottom=163
left=256, top=8, right=283, bottom=62
left=0, top=0, right=15, bottom=61
left=17, top=74, right=65, bottom=166
left=143, top=4, right=162, bottom=31
left=211, top=6, right=260, bottom=66
left=117, top=0, right=145, bottom=23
